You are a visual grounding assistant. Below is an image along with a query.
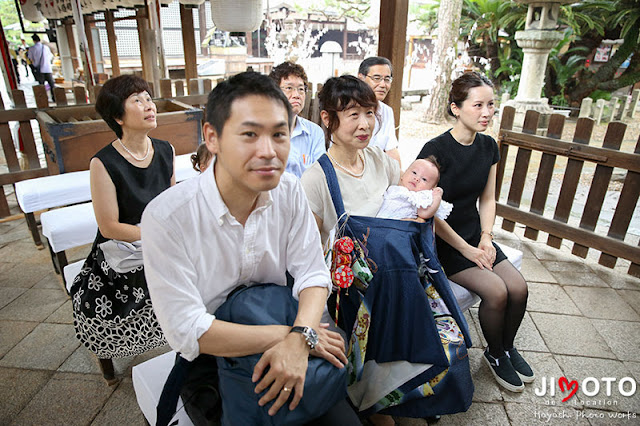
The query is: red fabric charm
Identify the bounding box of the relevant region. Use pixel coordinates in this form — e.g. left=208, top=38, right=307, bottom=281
left=334, top=252, right=351, bottom=267
left=332, top=265, right=354, bottom=289
left=335, top=237, right=354, bottom=254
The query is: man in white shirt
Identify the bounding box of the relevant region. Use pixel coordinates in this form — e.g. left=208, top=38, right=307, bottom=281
left=358, top=56, right=401, bottom=166
left=269, top=62, right=326, bottom=178
left=142, top=72, right=356, bottom=425
left=27, top=34, right=56, bottom=101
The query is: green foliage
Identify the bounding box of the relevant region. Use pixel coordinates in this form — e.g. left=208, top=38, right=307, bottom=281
left=546, top=28, right=590, bottom=104
left=410, top=0, right=439, bottom=34
left=459, top=0, right=526, bottom=83
left=559, top=0, right=614, bottom=37
left=312, top=0, right=370, bottom=24
left=460, top=0, right=525, bottom=43
left=494, top=42, right=522, bottom=97
left=0, top=0, right=46, bottom=45
left=412, top=0, right=638, bottom=103
left=588, top=90, right=612, bottom=102
left=610, top=0, right=640, bottom=44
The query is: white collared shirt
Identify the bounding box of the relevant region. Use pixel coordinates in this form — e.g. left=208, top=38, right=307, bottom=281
left=141, top=164, right=331, bottom=361
left=28, top=42, right=53, bottom=74
left=369, top=101, right=399, bottom=152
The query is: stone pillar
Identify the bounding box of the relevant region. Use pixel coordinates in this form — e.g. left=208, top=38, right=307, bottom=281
left=607, top=97, right=619, bottom=122
left=594, top=99, right=605, bottom=125
left=629, top=89, right=640, bottom=118
left=579, top=97, right=593, bottom=118
left=618, top=95, right=631, bottom=120
left=505, top=0, right=572, bottom=127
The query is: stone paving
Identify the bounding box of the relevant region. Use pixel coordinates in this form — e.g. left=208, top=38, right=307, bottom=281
left=1, top=207, right=639, bottom=425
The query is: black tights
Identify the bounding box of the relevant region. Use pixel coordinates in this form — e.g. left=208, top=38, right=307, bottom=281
left=450, top=260, right=528, bottom=359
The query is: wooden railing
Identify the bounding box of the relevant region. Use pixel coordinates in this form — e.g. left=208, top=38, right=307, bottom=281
left=0, top=85, right=91, bottom=218
left=496, top=106, right=640, bottom=278
left=0, top=78, right=213, bottom=219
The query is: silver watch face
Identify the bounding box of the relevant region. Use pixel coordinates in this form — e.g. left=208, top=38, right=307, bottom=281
left=306, top=327, right=319, bottom=349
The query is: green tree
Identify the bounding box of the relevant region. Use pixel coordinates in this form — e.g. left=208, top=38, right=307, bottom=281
left=0, top=0, right=46, bottom=44
left=563, top=0, right=640, bottom=104
left=310, top=0, right=371, bottom=24
left=459, top=0, right=526, bottom=80
left=410, top=0, right=439, bottom=34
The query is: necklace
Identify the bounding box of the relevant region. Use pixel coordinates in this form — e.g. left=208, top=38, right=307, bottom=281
left=327, top=149, right=366, bottom=178
left=118, top=138, right=150, bottom=161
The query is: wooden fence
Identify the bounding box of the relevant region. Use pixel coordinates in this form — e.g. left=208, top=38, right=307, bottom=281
left=496, top=106, right=640, bottom=278
left=0, top=85, right=86, bottom=218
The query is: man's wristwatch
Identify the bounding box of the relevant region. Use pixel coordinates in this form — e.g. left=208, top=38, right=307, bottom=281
left=290, top=326, right=319, bottom=350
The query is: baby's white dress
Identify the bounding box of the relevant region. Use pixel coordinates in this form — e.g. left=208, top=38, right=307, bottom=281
left=376, top=186, right=453, bottom=220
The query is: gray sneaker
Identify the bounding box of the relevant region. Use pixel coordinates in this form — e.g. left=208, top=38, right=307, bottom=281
left=506, top=348, right=535, bottom=383
left=483, top=349, right=524, bottom=392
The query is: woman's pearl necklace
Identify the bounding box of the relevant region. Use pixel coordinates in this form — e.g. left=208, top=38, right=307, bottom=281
left=118, top=138, right=150, bottom=161
left=327, top=149, right=366, bottom=178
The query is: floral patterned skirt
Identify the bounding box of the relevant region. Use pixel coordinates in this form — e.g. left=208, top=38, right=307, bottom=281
left=70, top=243, right=166, bottom=359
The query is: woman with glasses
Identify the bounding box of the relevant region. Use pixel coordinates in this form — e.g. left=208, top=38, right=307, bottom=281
left=269, top=62, right=326, bottom=178
left=69, top=75, right=175, bottom=384
left=357, top=56, right=401, bottom=165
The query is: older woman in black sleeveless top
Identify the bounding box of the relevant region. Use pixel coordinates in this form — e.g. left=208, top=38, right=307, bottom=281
left=70, top=75, right=175, bottom=383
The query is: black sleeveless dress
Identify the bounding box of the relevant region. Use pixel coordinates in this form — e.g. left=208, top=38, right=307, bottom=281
left=417, top=131, right=507, bottom=275
left=71, top=138, right=173, bottom=358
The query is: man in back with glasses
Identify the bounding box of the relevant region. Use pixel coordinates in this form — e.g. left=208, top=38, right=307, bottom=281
left=358, top=56, right=401, bottom=165
left=270, top=62, right=326, bottom=178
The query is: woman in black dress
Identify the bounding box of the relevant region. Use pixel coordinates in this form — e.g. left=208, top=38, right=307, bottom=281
left=417, top=72, right=533, bottom=393
left=70, top=75, right=175, bottom=383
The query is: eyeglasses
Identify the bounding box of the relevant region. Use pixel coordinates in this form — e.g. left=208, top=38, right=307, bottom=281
left=366, top=74, right=393, bottom=84
left=280, top=86, right=308, bottom=95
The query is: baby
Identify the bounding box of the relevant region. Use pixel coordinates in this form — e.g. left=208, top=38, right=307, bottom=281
left=376, top=156, right=453, bottom=221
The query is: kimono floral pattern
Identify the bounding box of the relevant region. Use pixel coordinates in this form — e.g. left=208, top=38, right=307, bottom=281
left=70, top=246, right=165, bottom=358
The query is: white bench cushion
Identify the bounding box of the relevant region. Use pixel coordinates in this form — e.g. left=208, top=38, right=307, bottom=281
left=63, top=259, right=85, bottom=293
left=15, top=153, right=199, bottom=214
left=132, top=351, right=194, bottom=426
left=449, top=242, right=523, bottom=311
left=41, top=202, right=97, bottom=253
left=36, top=154, right=200, bottom=255
left=15, top=170, right=91, bottom=213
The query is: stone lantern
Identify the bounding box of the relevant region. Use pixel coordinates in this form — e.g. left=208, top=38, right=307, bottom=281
left=505, top=0, right=573, bottom=126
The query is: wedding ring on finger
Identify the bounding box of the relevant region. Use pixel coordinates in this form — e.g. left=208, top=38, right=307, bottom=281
left=283, top=386, right=292, bottom=393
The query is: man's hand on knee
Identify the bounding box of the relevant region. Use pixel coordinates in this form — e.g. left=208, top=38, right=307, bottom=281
left=252, top=333, right=309, bottom=415
left=311, top=323, right=347, bottom=369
